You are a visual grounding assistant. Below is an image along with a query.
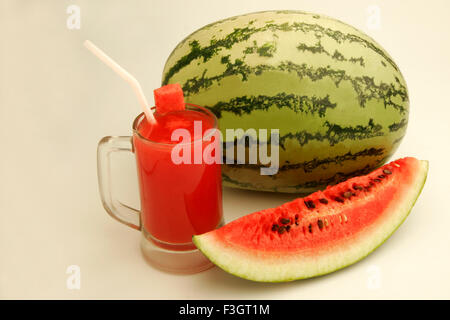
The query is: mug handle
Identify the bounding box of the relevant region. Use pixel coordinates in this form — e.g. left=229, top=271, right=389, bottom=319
left=97, top=136, right=141, bottom=230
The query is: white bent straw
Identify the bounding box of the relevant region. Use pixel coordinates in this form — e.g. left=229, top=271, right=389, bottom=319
left=83, top=40, right=156, bottom=124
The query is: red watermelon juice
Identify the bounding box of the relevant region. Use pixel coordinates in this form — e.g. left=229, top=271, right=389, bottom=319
left=132, top=105, right=223, bottom=251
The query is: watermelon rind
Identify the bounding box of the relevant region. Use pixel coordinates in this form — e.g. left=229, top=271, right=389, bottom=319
left=193, top=160, right=428, bottom=282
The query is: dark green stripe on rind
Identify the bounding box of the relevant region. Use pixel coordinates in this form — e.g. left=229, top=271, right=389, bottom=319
left=222, top=163, right=379, bottom=192
left=243, top=40, right=277, bottom=57
left=163, top=25, right=263, bottom=86
left=279, top=119, right=384, bottom=148
left=163, top=18, right=399, bottom=85
left=388, top=118, right=408, bottom=132
left=224, top=147, right=385, bottom=173
left=207, top=93, right=337, bottom=118
left=181, top=60, right=408, bottom=113
left=288, top=164, right=376, bottom=189
left=221, top=118, right=383, bottom=149
left=221, top=118, right=392, bottom=150
left=297, top=41, right=365, bottom=66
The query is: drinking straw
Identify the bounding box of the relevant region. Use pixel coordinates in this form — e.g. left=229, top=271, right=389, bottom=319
left=83, top=40, right=156, bottom=124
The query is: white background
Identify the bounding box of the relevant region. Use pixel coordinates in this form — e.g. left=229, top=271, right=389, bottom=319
left=1, top=0, right=449, bottom=299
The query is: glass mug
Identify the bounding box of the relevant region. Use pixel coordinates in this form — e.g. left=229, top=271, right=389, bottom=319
left=97, top=104, right=223, bottom=273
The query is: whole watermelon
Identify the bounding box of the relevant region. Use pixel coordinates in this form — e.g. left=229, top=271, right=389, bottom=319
left=162, top=10, right=409, bottom=193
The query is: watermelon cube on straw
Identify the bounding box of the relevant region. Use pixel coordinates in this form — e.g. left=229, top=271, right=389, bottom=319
left=154, top=83, right=185, bottom=114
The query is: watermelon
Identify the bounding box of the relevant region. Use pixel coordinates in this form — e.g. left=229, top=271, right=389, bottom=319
left=193, top=157, right=428, bottom=282
left=154, top=83, right=185, bottom=114
left=162, top=10, right=409, bottom=193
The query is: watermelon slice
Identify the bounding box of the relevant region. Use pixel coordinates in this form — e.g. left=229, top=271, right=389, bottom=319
left=154, top=83, right=185, bottom=114
left=193, top=157, right=428, bottom=282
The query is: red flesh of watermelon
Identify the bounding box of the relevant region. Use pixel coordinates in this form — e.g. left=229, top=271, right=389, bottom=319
left=154, top=83, right=185, bottom=114
left=193, top=157, right=428, bottom=282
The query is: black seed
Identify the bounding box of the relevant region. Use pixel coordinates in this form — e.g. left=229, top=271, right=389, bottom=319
left=343, top=191, right=352, bottom=198
left=335, top=197, right=344, bottom=203
left=378, top=175, right=385, bottom=179
left=295, top=214, right=299, bottom=220
left=383, top=169, right=392, bottom=175
left=295, top=221, right=299, bottom=226
left=271, top=224, right=279, bottom=232
left=374, top=178, right=381, bottom=183
left=308, top=224, right=312, bottom=233
left=278, top=226, right=285, bottom=234
left=286, top=225, right=291, bottom=232
left=317, top=219, right=324, bottom=230
left=280, top=218, right=290, bottom=225
left=319, top=198, right=328, bottom=204
left=353, top=185, right=363, bottom=190
left=304, top=200, right=315, bottom=209
left=369, top=181, right=375, bottom=186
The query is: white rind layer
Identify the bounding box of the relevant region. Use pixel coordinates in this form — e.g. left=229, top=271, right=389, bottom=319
left=193, top=160, right=428, bottom=282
